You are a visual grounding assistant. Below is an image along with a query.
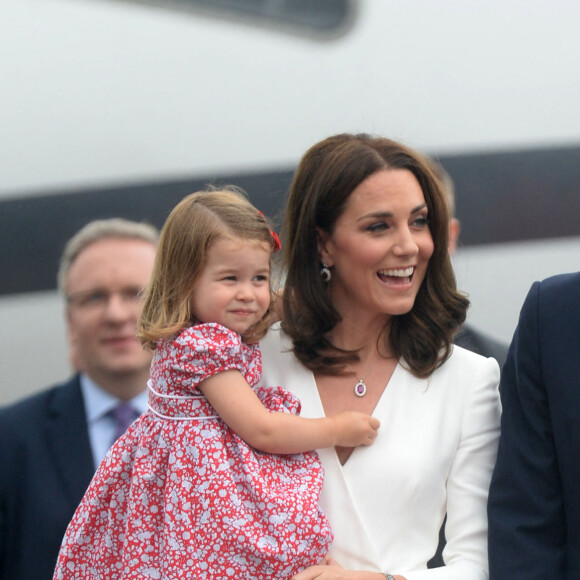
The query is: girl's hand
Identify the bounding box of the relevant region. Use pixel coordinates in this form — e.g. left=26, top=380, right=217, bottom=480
left=333, top=412, right=380, bottom=447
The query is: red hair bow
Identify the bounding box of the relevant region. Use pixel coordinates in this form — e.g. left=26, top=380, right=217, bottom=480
left=258, top=211, right=282, bottom=252
left=270, top=230, right=281, bottom=252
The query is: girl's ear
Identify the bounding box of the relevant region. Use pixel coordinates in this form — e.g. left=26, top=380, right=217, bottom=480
left=316, top=228, right=333, bottom=267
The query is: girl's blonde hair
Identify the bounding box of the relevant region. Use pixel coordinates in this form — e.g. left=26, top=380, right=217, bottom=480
left=137, top=186, right=277, bottom=349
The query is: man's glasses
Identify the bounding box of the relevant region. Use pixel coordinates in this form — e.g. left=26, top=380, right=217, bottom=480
left=66, top=287, right=144, bottom=310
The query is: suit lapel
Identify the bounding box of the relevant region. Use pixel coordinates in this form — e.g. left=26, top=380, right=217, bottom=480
left=44, top=377, right=95, bottom=510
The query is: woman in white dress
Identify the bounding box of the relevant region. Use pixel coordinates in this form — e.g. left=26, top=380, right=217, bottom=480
left=259, top=133, right=501, bottom=580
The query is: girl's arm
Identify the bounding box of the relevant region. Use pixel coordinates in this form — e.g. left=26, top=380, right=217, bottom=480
left=198, top=369, right=380, bottom=454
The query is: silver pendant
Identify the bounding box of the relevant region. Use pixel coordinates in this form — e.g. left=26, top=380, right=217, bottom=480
left=354, top=380, right=367, bottom=397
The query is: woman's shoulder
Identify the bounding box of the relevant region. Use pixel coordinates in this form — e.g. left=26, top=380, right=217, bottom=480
left=431, top=343, right=500, bottom=392
left=448, top=342, right=500, bottom=367
left=259, top=322, right=293, bottom=356
left=259, top=323, right=302, bottom=380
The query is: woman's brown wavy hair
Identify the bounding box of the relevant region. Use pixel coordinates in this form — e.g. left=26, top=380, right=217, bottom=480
left=138, top=186, right=277, bottom=349
left=281, top=133, right=469, bottom=378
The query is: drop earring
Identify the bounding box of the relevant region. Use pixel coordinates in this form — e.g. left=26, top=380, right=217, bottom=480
left=320, top=263, right=331, bottom=282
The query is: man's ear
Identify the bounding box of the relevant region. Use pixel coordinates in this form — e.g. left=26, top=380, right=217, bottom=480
left=66, top=309, right=79, bottom=345
left=316, top=228, right=333, bottom=266
left=66, top=310, right=82, bottom=371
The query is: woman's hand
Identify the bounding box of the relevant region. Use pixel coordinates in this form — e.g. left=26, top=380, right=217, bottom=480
left=291, top=556, right=394, bottom=579
left=291, top=556, right=345, bottom=579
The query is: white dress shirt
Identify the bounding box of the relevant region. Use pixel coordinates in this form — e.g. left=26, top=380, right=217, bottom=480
left=80, top=374, right=148, bottom=468
left=259, top=323, right=501, bottom=580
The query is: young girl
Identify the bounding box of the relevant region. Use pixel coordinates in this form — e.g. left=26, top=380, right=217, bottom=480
left=53, top=187, right=380, bottom=580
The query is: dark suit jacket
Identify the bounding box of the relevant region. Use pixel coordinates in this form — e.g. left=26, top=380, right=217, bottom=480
left=488, top=272, right=580, bottom=579
left=0, top=375, right=95, bottom=580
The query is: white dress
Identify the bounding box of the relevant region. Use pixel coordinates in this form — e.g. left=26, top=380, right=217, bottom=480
left=259, top=323, right=501, bottom=580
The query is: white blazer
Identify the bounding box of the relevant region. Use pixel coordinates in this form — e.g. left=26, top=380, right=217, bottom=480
left=259, top=324, right=501, bottom=580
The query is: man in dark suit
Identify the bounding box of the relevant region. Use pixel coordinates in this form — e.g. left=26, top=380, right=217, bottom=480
left=0, top=218, right=158, bottom=580
left=488, top=271, right=580, bottom=579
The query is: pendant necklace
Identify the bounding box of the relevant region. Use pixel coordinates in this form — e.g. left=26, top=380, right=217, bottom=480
left=350, top=355, right=382, bottom=397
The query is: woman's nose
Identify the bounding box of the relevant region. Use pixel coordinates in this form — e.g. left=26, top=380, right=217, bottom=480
left=392, top=227, right=419, bottom=255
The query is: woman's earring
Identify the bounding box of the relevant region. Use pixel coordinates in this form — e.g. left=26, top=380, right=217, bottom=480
left=320, top=263, right=332, bottom=282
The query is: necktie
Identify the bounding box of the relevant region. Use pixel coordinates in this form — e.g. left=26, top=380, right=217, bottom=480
left=111, top=402, right=138, bottom=444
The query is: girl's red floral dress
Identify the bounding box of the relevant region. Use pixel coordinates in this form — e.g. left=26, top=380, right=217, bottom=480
left=54, top=323, right=332, bottom=580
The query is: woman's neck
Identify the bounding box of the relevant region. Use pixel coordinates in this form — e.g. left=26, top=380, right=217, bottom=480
left=329, top=313, right=391, bottom=357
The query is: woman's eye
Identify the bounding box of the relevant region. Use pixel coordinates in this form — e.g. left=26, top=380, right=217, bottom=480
left=412, top=216, right=430, bottom=228
left=366, top=222, right=389, bottom=233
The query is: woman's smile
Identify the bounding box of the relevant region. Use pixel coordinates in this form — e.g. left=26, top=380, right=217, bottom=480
left=377, top=266, right=416, bottom=286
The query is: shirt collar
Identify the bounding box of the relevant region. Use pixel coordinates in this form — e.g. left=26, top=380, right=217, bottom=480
left=80, top=373, right=149, bottom=423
